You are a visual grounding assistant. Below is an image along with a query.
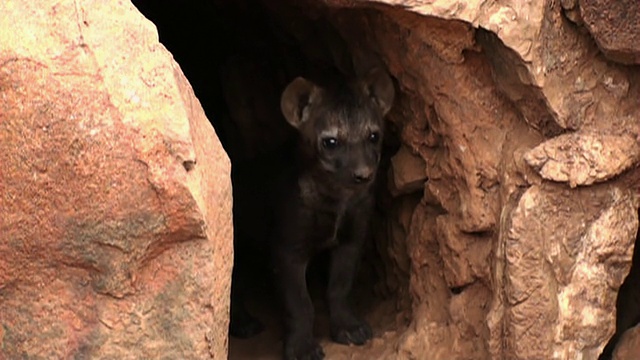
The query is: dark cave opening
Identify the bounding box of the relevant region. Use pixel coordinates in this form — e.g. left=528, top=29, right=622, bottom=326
left=131, top=0, right=411, bottom=358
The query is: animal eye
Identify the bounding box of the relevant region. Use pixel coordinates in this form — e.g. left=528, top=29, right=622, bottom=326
left=322, top=137, right=339, bottom=149
left=369, top=131, right=380, bottom=143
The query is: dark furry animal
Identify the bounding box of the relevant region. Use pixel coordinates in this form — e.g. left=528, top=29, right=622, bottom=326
left=230, top=69, right=395, bottom=360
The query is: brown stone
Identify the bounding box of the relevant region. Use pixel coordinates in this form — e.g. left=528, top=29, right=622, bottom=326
left=579, top=0, right=640, bottom=64
left=524, top=132, right=640, bottom=187
left=0, top=1, right=231, bottom=359
left=496, top=184, right=637, bottom=359
left=389, top=145, right=427, bottom=196
left=614, top=324, right=640, bottom=360
left=436, top=216, right=491, bottom=289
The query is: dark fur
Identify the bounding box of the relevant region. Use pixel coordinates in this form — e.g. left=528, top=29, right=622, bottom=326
left=230, top=69, right=395, bottom=360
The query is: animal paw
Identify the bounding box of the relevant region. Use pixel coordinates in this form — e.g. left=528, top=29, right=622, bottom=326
left=330, top=319, right=372, bottom=345
left=284, top=336, right=325, bottom=360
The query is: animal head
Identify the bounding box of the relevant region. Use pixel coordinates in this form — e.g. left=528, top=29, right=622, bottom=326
left=280, top=69, right=395, bottom=188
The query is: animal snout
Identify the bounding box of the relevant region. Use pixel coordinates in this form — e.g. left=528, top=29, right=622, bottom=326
left=352, top=167, right=374, bottom=184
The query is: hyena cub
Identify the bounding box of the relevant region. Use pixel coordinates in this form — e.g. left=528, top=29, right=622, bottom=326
left=274, top=69, right=395, bottom=360
left=228, top=69, right=394, bottom=359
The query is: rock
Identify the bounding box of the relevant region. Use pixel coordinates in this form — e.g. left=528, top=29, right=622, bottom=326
left=436, top=216, right=491, bottom=289
left=288, top=1, right=640, bottom=358
left=524, top=133, right=640, bottom=187
left=600, top=220, right=640, bottom=359
left=561, top=0, right=584, bottom=25
left=0, top=1, right=231, bottom=359
left=613, top=324, right=640, bottom=360
left=389, top=146, right=427, bottom=196
left=579, top=0, right=640, bottom=65
left=497, top=184, right=637, bottom=359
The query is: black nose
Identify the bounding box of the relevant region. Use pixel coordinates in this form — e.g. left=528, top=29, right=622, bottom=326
left=353, top=169, right=373, bottom=184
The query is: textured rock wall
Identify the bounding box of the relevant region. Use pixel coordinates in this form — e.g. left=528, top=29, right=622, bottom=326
left=189, top=0, right=637, bottom=357
left=0, top=1, right=232, bottom=359
left=267, top=0, right=640, bottom=358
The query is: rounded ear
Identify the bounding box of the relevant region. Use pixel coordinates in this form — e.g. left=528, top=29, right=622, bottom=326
left=280, top=77, right=320, bottom=129
left=361, top=68, right=395, bottom=117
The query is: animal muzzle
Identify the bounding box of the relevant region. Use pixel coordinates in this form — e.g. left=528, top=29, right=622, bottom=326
left=352, top=166, right=374, bottom=184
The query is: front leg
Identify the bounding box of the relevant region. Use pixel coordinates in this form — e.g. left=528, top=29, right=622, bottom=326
left=327, top=214, right=372, bottom=345
left=229, top=269, right=265, bottom=338
left=273, top=252, right=324, bottom=360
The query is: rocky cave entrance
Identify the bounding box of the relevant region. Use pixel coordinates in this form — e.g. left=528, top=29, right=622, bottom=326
left=132, top=0, right=640, bottom=359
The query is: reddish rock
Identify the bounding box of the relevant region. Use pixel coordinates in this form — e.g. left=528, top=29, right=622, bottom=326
left=0, top=1, right=231, bottom=359
left=497, top=184, right=637, bottom=359
left=283, top=1, right=640, bottom=358
left=436, top=216, right=491, bottom=289
left=614, top=324, right=640, bottom=360
left=525, top=133, right=640, bottom=187
left=389, top=145, right=427, bottom=196
left=579, top=0, right=640, bottom=64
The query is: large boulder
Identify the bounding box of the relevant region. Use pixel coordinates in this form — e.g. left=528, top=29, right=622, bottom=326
left=0, top=1, right=232, bottom=359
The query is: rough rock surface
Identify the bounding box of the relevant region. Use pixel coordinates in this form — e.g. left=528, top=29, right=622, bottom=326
left=614, top=324, right=640, bottom=360
left=0, top=1, right=232, bottom=359
left=313, top=1, right=640, bottom=359
left=578, top=0, right=640, bottom=65
left=524, top=133, right=640, bottom=187
left=205, top=0, right=638, bottom=358
left=389, top=145, right=427, bottom=196
left=499, top=184, right=637, bottom=359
